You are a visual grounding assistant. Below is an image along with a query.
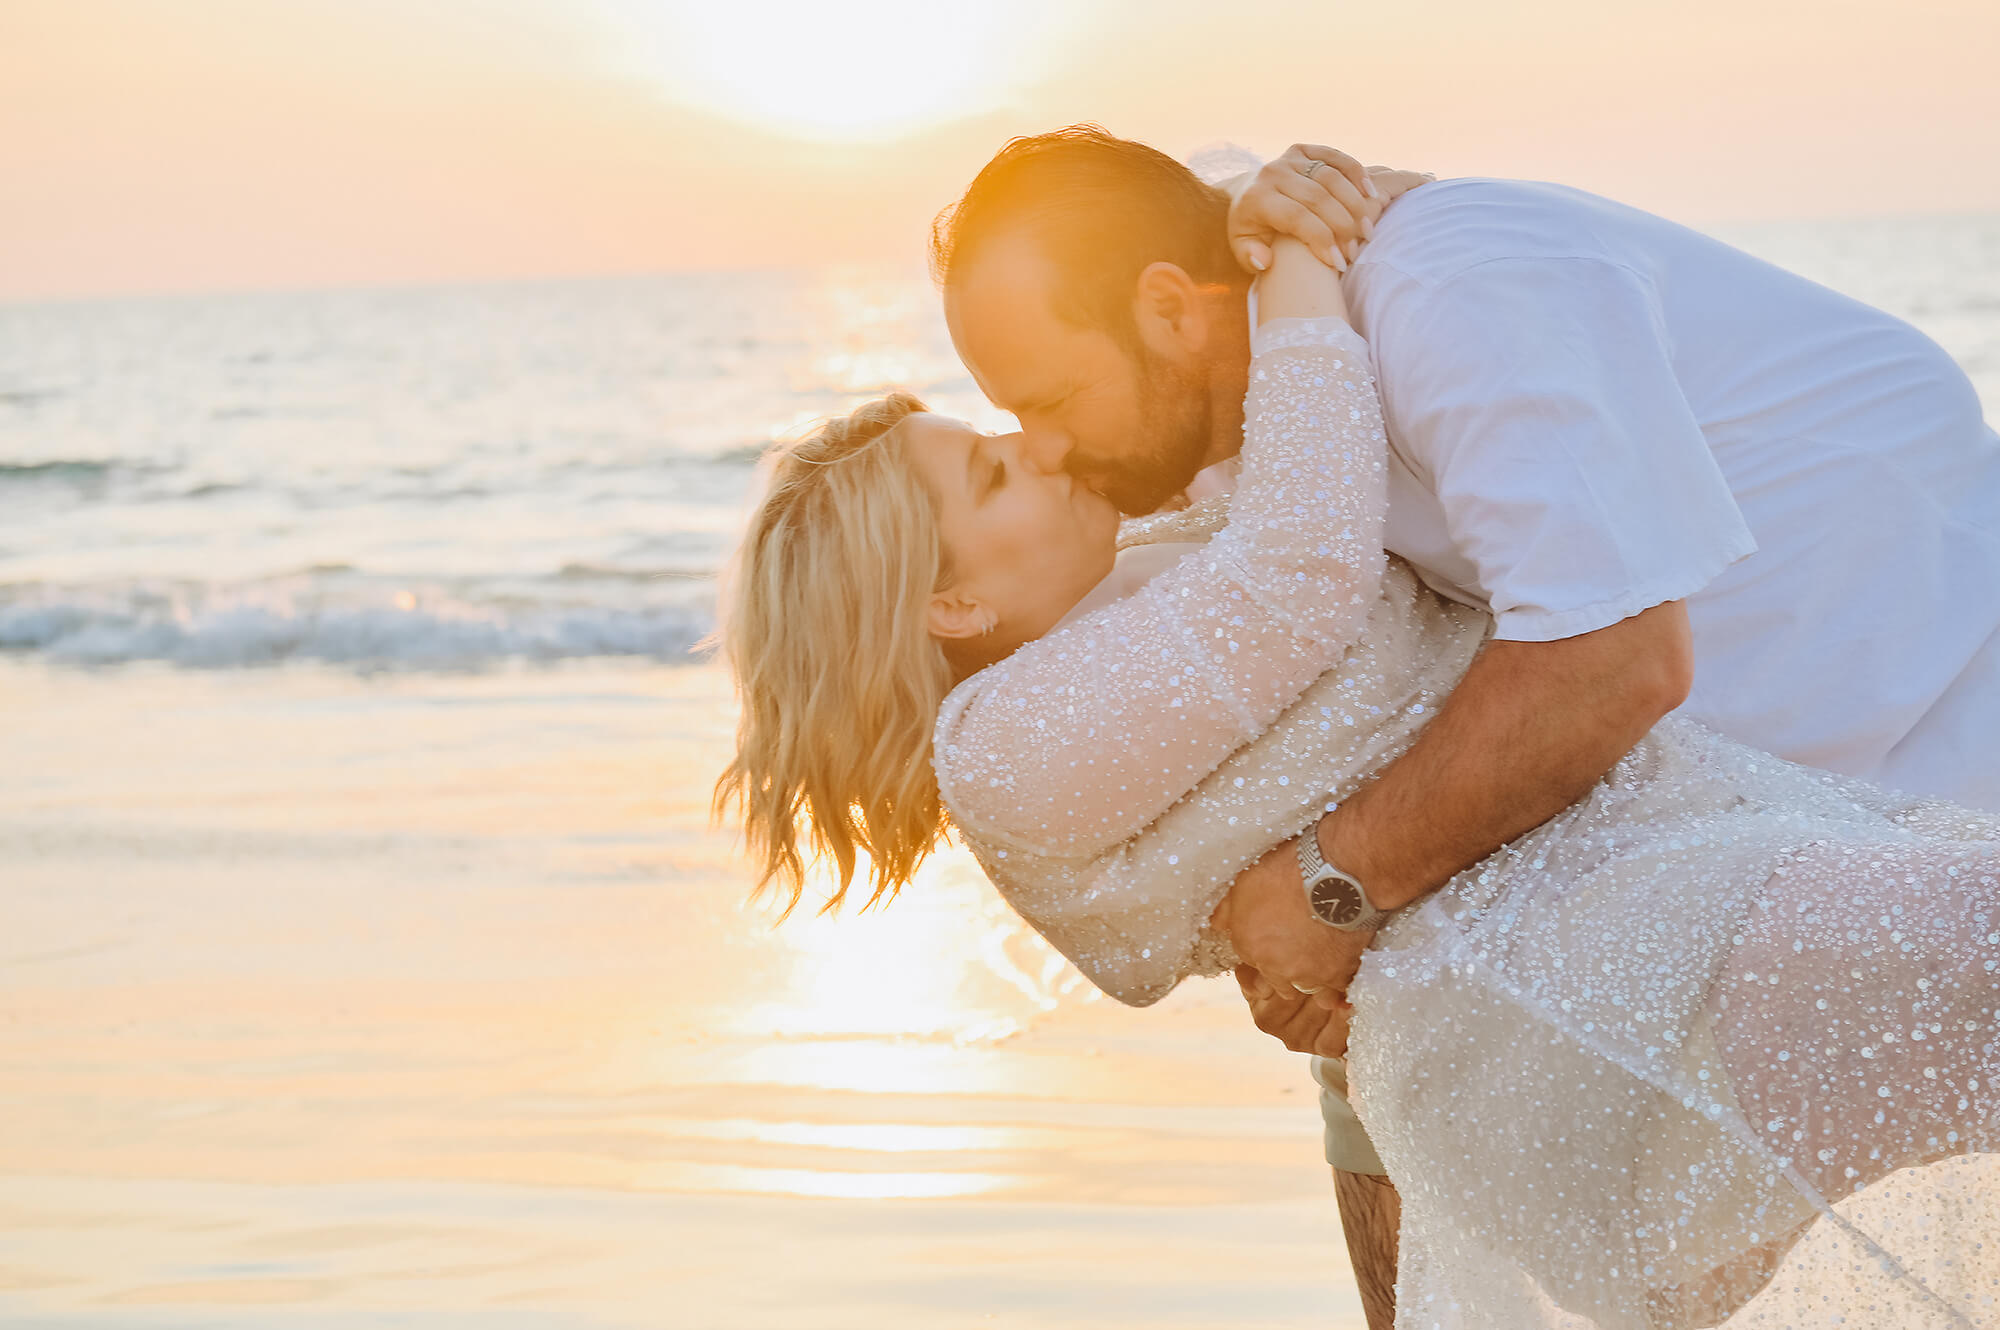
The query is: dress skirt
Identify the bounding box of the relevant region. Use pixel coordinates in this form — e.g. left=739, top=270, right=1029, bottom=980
left=1348, top=718, right=2000, bottom=1329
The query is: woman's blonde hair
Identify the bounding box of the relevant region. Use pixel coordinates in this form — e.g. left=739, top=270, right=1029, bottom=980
left=713, top=392, right=956, bottom=915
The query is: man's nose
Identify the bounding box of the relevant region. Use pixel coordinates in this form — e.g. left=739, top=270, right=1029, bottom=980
left=1010, top=427, right=1072, bottom=477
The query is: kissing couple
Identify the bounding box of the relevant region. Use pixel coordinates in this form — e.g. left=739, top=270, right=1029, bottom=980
left=718, top=126, right=2000, bottom=1329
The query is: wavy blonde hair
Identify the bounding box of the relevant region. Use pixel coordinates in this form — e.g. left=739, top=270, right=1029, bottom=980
left=713, top=392, right=957, bottom=915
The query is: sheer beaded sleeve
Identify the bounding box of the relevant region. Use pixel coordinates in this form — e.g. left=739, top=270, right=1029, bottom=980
left=934, top=317, right=1387, bottom=857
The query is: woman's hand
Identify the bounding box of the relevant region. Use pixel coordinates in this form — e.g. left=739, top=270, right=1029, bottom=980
left=1228, top=144, right=1435, bottom=273
left=1257, top=236, right=1351, bottom=326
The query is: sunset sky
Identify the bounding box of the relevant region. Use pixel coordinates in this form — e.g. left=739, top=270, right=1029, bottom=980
left=3, top=0, right=1997, bottom=302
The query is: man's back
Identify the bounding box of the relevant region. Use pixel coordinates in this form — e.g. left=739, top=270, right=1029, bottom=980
left=1344, top=178, right=2000, bottom=803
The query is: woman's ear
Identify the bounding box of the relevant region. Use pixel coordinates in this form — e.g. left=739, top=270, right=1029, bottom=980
left=1131, top=261, right=1210, bottom=356
left=927, top=588, right=994, bottom=642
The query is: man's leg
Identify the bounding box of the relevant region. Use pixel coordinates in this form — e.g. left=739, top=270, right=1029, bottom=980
left=1334, top=1168, right=1400, bottom=1330
left=1311, top=1056, right=1399, bottom=1330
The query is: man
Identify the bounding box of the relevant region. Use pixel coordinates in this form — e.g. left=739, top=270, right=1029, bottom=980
left=932, top=125, right=2000, bottom=1328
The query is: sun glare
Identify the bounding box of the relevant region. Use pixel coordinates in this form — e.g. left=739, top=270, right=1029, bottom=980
left=601, top=0, right=1052, bottom=142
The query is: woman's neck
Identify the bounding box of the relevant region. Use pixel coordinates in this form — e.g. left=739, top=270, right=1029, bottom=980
left=940, top=596, right=1083, bottom=680
left=944, top=633, right=1015, bottom=681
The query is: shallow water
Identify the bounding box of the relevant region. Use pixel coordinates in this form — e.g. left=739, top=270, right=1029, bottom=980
left=0, top=660, right=1357, bottom=1327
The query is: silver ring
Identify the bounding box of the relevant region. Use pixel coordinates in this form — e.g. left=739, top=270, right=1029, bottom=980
left=1292, top=982, right=1322, bottom=995
left=1301, top=160, right=1323, bottom=180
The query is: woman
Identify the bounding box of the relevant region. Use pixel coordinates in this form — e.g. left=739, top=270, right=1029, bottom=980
left=716, top=232, right=1999, bottom=1327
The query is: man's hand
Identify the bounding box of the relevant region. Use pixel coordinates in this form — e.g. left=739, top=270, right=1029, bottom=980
left=1228, top=145, right=1435, bottom=273
left=1221, top=838, right=1375, bottom=1002
left=1236, top=965, right=1353, bottom=1057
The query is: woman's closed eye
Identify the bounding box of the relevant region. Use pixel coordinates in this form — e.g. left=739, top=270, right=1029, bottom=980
left=964, top=440, right=1007, bottom=503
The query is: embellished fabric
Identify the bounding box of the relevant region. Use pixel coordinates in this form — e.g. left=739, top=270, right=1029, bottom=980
left=1351, top=721, right=2000, bottom=1328
left=930, top=315, right=2000, bottom=1327
left=935, top=318, right=1485, bottom=1003
left=937, top=318, right=1393, bottom=867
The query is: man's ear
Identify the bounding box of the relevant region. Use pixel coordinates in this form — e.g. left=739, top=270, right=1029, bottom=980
left=927, top=587, right=992, bottom=642
left=1131, top=261, right=1210, bottom=356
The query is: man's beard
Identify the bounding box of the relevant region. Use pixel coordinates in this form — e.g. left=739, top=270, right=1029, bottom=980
left=1089, top=348, right=1214, bottom=517
left=1064, top=344, right=1200, bottom=516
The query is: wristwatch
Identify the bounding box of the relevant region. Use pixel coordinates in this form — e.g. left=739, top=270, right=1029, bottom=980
left=1297, top=827, right=1393, bottom=931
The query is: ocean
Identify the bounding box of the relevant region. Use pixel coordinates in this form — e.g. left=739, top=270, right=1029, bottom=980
left=2, top=213, right=1997, bottom=1329
left=5, top=214, right=1994, bottom=675
left=0, top=266, right=997, bottom=670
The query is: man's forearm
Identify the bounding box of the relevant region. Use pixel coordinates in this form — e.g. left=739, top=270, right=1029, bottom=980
left=1319, top=601, right=1694, bottom=910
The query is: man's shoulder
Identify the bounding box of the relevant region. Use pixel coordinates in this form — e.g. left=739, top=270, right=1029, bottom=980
left=1355, top=177, right=1660, bottom=290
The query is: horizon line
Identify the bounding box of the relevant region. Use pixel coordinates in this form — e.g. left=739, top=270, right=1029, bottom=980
left=5, top=204, right=1996, bottom=312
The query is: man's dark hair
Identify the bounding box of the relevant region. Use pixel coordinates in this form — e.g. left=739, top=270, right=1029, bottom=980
left=930, top=124, right=1242, bottom=347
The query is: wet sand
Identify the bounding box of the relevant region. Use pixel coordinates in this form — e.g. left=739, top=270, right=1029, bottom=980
left=0, top=659, right=1365, bottom=1328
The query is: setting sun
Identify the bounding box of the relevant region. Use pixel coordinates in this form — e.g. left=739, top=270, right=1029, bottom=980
left=599, top=0, right=1057, bottom=142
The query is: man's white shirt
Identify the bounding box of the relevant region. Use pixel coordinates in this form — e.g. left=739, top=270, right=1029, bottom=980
left=1232, top=179, right=2000, bottom=810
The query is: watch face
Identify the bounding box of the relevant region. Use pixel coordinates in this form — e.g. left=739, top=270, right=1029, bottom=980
left=1310, top=876, right=1365, bottom=927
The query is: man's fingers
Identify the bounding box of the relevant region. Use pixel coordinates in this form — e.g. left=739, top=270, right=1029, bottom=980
left=1278, top=997, right=1349, bottom=1057
left=1235, top=964, right=1274, bottom=1001
left=1302, top=1002, right=1352, bottom=1058
left=1273, top=1006, right=1322, bottom=1054
left=1290, top=143, right=1371, bottom=200
left=1238, top=965, right=1331, bottom=1054
left=1310, top=988, right=1350, bottom=1012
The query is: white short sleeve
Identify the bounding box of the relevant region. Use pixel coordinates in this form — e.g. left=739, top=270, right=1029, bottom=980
left=1372, top=256, right=1757, bottom=642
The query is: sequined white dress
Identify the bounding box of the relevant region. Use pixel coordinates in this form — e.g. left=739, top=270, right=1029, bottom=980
left=932, top=318, right=2000, bottom=1329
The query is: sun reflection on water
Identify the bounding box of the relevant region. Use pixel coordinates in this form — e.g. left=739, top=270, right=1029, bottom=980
left=650, top=1163, right=1016, bottom=1201
left=769, top=269, right=1018, bottom=436
left=811, top=348, right=920, bottom=393
left=734, top=848, right=1080, bottom=1049
left=635, top=670, right=1101, bottom=1199
left=666, top=1119, right=1029, bottom=1154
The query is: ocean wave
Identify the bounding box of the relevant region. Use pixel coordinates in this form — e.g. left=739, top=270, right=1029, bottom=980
left=0, top=459, right=119, bottom=484
left=0, top=387, right=64, bottom=408
left=555, top=561, right=708, bottom=582
left=711, top=442, right=769, bottom=466
left=0, top=584, right=715, bottom=671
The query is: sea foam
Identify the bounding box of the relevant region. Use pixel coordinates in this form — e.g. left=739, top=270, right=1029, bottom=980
left=0, top=585, right=712, bottom=670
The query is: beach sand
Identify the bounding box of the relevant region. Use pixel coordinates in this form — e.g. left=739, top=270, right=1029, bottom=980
left=0, top=659, right=1365, bottom=1328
